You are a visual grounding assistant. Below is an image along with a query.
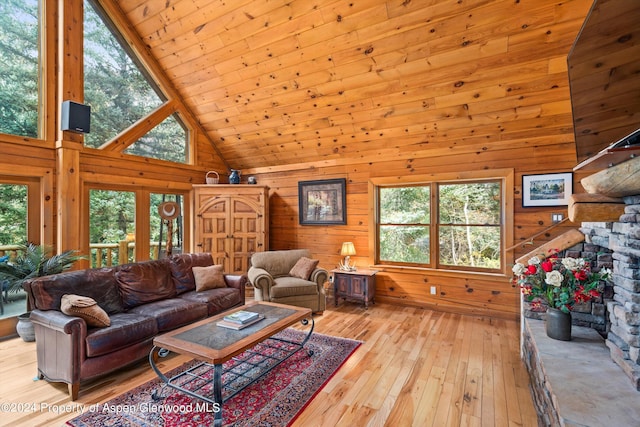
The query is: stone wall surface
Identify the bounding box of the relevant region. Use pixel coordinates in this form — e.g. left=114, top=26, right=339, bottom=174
left=580, top=195, right=640, bottom=390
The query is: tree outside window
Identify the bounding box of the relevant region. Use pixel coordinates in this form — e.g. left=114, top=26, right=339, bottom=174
left=0, top=0, right=40, bottom=138
left=377, top=179, right=503, bottom=272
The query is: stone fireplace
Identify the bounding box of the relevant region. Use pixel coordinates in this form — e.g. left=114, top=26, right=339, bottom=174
left=580, top=194, right=640, bottom=390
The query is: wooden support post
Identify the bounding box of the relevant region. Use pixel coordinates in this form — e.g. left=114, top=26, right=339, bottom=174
left=56, top=0, right=86, bottom=264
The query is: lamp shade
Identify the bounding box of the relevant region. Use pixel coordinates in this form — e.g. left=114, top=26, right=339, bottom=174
left=340, top=242, right=356, bottom=256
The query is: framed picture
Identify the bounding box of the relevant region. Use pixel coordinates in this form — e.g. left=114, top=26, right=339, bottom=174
left=522, top=172, right=573, bottom=207
left=298, top=178, right=347, bottom=225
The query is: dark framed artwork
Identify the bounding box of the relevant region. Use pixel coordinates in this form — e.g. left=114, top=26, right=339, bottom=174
left=298, top=178, right=347, bottom=225
left=522, top=172, right=573, bottom=207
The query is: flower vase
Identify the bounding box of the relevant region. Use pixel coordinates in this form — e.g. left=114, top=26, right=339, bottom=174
left=545, top=307, right=571, bottom=341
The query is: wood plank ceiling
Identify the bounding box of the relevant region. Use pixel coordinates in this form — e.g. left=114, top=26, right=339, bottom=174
left=114, top=0, right=591, bottom=170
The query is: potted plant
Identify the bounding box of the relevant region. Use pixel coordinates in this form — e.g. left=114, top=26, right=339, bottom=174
left=0, top=243, right=83, bottom=341
left=512, top=251, right=611, bottom=340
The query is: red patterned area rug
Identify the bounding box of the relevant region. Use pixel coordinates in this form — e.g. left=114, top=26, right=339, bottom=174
left=67, top=329, right=361, bottom=427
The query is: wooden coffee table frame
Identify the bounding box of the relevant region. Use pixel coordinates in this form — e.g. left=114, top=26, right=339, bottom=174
left=149, top=301, right=314, bottom=427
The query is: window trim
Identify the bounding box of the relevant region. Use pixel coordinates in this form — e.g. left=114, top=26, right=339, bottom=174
left=369, top=169, right=514, bottom=277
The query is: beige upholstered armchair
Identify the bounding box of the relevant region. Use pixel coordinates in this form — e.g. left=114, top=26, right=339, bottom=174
left=248, top=249, right=328, bottom=313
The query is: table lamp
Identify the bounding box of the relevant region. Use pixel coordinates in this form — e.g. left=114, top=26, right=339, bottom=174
left=339, top=242, right=356, bottom=271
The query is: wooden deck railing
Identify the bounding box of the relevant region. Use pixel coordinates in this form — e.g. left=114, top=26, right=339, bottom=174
left=0, top=242, right=164, bottom=268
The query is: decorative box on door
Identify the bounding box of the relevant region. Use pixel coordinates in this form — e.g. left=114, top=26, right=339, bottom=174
left=193, top=185, right=269, bottom=275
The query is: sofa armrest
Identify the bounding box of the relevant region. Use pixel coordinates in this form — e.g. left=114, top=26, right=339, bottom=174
left=224, top=274, right=248, bottom=301
left=247, top=267, right=274, bottom=301
left=30, top=309, right=87, bottom=335
left=310, top=268, right=329, bottom=289
left=29, top=309, right=88, bottom=397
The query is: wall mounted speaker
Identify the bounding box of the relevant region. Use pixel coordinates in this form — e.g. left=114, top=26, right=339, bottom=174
left=61, top=101, right=91, bottom=133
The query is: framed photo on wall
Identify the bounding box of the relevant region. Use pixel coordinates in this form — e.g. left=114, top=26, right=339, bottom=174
left=522, top=172, right=573, bottom=207
left=298, top=178, right=347, bottom=225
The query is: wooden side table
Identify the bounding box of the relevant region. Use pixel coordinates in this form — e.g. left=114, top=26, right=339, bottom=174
left=332, top=268, right=378, bottom=309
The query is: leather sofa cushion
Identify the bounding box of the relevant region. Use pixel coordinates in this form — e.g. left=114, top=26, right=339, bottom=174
left=180, top=287, right=243, bottom=316
left=116, top=260, right=176, bottom=309
left=169, top=253, right=214, bottom=294
left=26, top=268, right=124, bottom=314
left=270, top=277, right=319, bottom=298
left=128, top=298, right=208, bottom=332
left=85, top=312, right=158, bottom=358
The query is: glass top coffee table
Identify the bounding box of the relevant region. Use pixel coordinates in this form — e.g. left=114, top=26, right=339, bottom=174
left=149, top=301, right=314, bottom=427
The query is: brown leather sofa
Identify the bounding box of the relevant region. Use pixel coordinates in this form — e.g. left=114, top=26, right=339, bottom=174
left=23, top=253, right=247, bottom=400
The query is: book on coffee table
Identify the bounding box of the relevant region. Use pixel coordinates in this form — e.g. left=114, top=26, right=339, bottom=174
left=223, top=310, right=260, bottom=324
left=217, top=314, right=265, bottom=330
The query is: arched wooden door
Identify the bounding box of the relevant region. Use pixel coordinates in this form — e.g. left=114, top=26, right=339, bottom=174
left=194, top=185, right=268, bottom=275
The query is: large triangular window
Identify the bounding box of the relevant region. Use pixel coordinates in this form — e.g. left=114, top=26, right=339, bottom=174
left=83, top=0, right=188, bottom=163
left=0, top=0, right=40, bottom=138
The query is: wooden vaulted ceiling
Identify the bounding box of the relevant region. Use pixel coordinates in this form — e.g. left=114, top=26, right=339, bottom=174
left=113, top=0, right=590, bottom=171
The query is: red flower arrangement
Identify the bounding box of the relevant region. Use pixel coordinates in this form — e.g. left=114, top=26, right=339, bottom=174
left=513, top=251, right=611, bottom=314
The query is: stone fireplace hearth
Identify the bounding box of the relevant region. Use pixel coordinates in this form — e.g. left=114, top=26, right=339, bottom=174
left=522, top=318, right=640, bottom=426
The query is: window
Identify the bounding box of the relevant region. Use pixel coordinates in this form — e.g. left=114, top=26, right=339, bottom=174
left=83, top=0, right=188, bottom=163
left=0, top=0, right=40, bottom=138
left=437, top=182, right=501, bottom=270
left=126, top=113, right=189, bottom=163
left=150, top=193, right=184, bottom=258
left=88, top=187, right=189, bottom=267
left=0, top=181, right=29, bottom=319
left=0, top=184, right=28, bottom=247
left=373, top=170, right=512, bottom=274
left=89, top=189, right=135, bottom=266
left=379, top=186, right=430, bottom=264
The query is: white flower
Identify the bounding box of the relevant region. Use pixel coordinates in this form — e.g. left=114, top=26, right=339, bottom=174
left=512, top=263, right=526, bottom=276
left=528, top=256, right=541, bottom=266
left=545, top=270, right=564, bottom=287
left=561, top=257, right=581, bottom=271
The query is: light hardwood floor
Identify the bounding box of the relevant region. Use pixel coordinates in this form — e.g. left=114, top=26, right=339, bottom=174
left=0, top=301, right=538, bottom=426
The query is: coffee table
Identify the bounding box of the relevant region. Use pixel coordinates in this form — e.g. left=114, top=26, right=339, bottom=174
left=149, top=301, right=314, bottom=427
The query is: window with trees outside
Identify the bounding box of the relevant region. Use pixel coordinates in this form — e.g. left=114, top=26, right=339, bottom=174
left=0, top=182, right=29, bottom=318
left=84, top=0, right=189, bottom=163
left=0, top=0, right=40, bottom=139
left=89, top=189, right=186, bottom=268
left=373, top=171, right=511, bottom=274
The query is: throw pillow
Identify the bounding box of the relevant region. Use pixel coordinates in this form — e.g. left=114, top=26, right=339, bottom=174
left=60, top=294, right=110, bottom=327
left=193, top=264, right=226, bottom=292
left=289, top=257, right=319, bottom=280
